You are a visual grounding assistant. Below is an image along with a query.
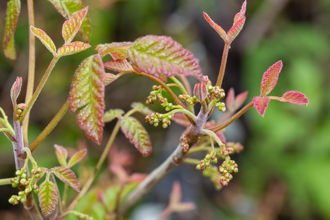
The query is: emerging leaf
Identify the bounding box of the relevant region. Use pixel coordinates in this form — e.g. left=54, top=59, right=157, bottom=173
left=104, top=109, right=124, bottom=123
left=52, top=166, right=80, bottom=191
left=62, top=7, right=88, bottom=43
left=227, top=17, right=246, bottom=44
left=38, top=179, right=59, bottom=216
left=30, top=26, right=56, bottom=56
left=131, top=102, right=154, bottom=115
left=104, top=59, right=133, bottom=72
left=10, top=77, right=22, bottom=109
left=281, top=91, right=309, bottom=105
left=194, top=83, right=208, bottom=102
left=260, top=60, right=283, bottom=96
left=68, top=54, right=105, bottom=144
left=253, top=96, right=270, bottom=117
left=3, top=0, right=21, bottom=60
left=68, top=148, right=87, bottom=168
left=226, top=88, right=248, bottom=112
left=95, top=42, right=132, bottom=58
left=57, top=41, right=90, bottom=56
left=128, top=35, right=204, bottom=81
left=104, top=73, right=119, bottom=86
left=54, top=144, right=68, bottom=167
left=203, top=12, right=227, bottom=42
left=120, top=116, right=152, bottom=156
left=233, top=0, right=247, bottom=24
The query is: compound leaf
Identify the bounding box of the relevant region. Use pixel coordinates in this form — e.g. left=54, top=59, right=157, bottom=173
left=104, top=109, right=124, bottom=123
left=95, top=42, right=132, bottom=58
left=104, top=59, right=133, bottom=72
left=54, top=145, right=68, bottom=167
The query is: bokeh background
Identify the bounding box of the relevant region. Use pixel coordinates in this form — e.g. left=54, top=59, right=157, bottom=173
left=0, top=0, right=329, bottom=219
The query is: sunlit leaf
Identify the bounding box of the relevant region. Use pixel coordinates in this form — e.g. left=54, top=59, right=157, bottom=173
left=281, top=91, right=309, bottom=105
left=260, top=60, right=283, bottom=96
left=57, top=41, right=90, bottom=56
left=30, top=26, right=56, bottom=56
left=104, top=109, right=124, bottom=123
left=52, top=166, right=80, bottom=191
left=120, top=116, right=152, bottom=156
left=68, top=148, right=87, bottom=168
left=131, top=102, right=154, bottom=115
left=38, top=179, right=59, bottom=216
left=227, top=17, right=246, bottom=44
left=95, top=42, right=132, bottom=58
left=253, top=96, right=270, bottom=117
left=128, top=35, right=204, bottom=81
left=68, top=54, right=105, bottom=144
left=54, top=144, right=68, bottom=167
left=203, top=12, right=227, bottom=42
left=3, top=0, right=21, bottom=60
left=104, top=59, right=133, bottom=72
left=62, top=7, right=88, bottom=43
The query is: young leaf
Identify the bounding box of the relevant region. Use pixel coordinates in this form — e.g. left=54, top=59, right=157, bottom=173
left=38, top=179, right=59, bottom=216
left=226, top=88, right=248, bottom=112
left=131, top=102, right=154, bottom=115
left=253, top=96, right=270, bottom=117
left=104, top=59, right=133, bottom=72
left=62, top=7, right=88, bottom=43
left=68, top=54, right=105, bottom=144
left=47, top=0, right=91, bottom=42
left=227, top=17, right=246, bottom=44
left=104, top=73, right=119, bottom=86
left=104, top=109, right=124, bottom=123
left=95, top=42, right=132, bottom=58
left=3, top=0, right=21, bottom=60
left=280, top=91, right=309, bottom=105
left=128, top=35, right=204, bottom=81
left=203, top=12, right=227, bottom=42
left=52, top=166, right=80, bottom=191
left=54, top=144, right=68, bottom=167
left=30, top=26, right=56, bottom=56
left=67, top=148, right=87, bottom=168
left=57, top=41, right=91, bottom=56
left=120, top=116, right=152, bottom=157
left=260, top=60, right=283, bottom=96
left=233, top=0, right=247, bottom=24
left=10, top=77, right=22, bottom=109
left=235, top=91, right=248, bottom=110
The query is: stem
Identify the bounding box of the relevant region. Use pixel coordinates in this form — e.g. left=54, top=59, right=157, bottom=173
left=66, top=120, right=121, bottom=212
left=0, top=178, right=13, bottom=185
left=158, top=207, right=173, bottom=220
left=165, top=109, right=196, bottom=122
left=20, top=56, right=60, bottom=123
left=211, top=101, right=253, bottom=132
left=12, top=120, right=25, bottom=170
left=201, top=129, right=224, bottom=147
left=187, top=146, right=213, bottom=155
left=29, top=101, right=69, bottom=152
left=183, top=158, right=200, bottom=165
left=62, top=184, right=69, bottom=207
left=170, top=76, right=194, bottom=113
left=178, top=75, right=192, bottom=96
left=215, top=44, right=230, bottom=88
left=24, top=0, right=36, bottom=147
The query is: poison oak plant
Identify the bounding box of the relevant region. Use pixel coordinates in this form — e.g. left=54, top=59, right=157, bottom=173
left=0, top=0, right=309, bottom=219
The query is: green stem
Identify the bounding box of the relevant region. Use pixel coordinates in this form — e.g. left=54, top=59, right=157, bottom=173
left=187, top=146, right=213, bottom=155
left=183, top=158, right=200, bottom=165
left=201, top=129, right=224, bottom=147
left=66, top=120, right=121, bottom=212
left=0, top=178, right=13, bottom=185
left=170, top=76, right=195, bottom=113
left=165, top=109, right=196, bottom=122
left=29, top=101, right=68, bottom=152
left=177, top=75, right=192, bottom=96
left=20, top=56, right=60, bottom=124
left=62, top=184, right=69, bottom=207
left=215, top=44, right=230, bottom=88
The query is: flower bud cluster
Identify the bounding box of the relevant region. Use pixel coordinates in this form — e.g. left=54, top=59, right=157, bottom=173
left=146, top=85, right=175, bottom=111
left=218, top=159, right=238, bottom=187
left=195, top=151, right=218, bottom=170
left=180, top=136, right=190, bottom=152
left=9, top=167, right=42, bottom=205
left=207, top=85, right=226, bottom=112
left=178, top=94, right=198, bottom=105
left=145, top=112, right=172, bottom=128
left=202, top=166, right=223, bottom=190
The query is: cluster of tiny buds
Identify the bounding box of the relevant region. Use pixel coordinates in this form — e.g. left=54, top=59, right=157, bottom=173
left=180, top=136, right=190, bottom=152
left=196, top=151, right=218, bottom=170
left=220, top=147, right=235, bottom=157
left=218, top=159, right=238, bottom=186
left=146, top=85, right=176, bottom=111
left=208, top=85, right=225, bottom=100
left=178, top=94, right=198, bottom=105
left=145, top=112, right=172, bottom=128
left=9, top=167, right=42, bottom=205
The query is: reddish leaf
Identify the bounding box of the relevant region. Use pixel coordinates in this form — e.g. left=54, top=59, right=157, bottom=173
left=260, top=60, right=283, bottom=96
left=62, top=7, right=88, bottom=43
left=52, top=166, right=80, bottom=191
left=104, top=59, right=133, bottom=72
left=104, top=73, right=119, bottom=86
left=30, top=26, right=56, bottom=56
left=281, top=91, right=309, bottom=105
left=57, top=41, right=90, bottom=56
left=226, top=88, right=235, bottom=111
left=227, top=17, right=246, bottom=44
left=68, top=54, right=105, bottom=144
left=38, top=179, right=59, bottom=216
left=120, top=116, right=152, bottom=157
left=127, top=173, right=147, bottom=183
left=68, top=148, right=87, bottom=168
left=194, top=83, right=208, bottom=102
left=54, top=145, right=68, bottom=167
left=233, top=0, right=247, bottom=23
left=3, top=0, right=21, bottom=60
left=110, top=164, right=128, bottom=182
left=203, top=12, right=227, bottom=42
left=235, top=91, right=248, bottom=110
left=128, top=35, right=204, bottom=81
left=10, top=77, right=22, bottom=109
left=253, top=96, right=270, bottom=117
left=95, top=42, right=132, bottom=58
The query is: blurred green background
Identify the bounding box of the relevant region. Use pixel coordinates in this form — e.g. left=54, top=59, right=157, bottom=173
left=0, top=0, right=329, bottom=219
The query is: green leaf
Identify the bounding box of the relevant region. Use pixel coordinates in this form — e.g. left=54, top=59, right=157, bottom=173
left=128, top=35, right=204, bottom=81
left=54, top=144, right=68, bottom=167
left=47, top=0, right=91, bottom=42
left=30, top=26, right=56, bottom=56
left=68, top=54, right=105, bottom=144
left=67, top=148, right=87, bottom=168
left=38, top=179, right=59, bottom=216
left=95, top=42, right=132, bottom=58
left=52, top=166, right=80, bottom=191
left=131, top=102, right=154, bottom=115
left=104, top=109, right=124, bottom=123
left=3, top=0, right=21, bottom=60
left=57, top=41, right=91, bottom=56
left=120, top=116, right=152, bottom=156
left=62, top=7, right=88, bottom=43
